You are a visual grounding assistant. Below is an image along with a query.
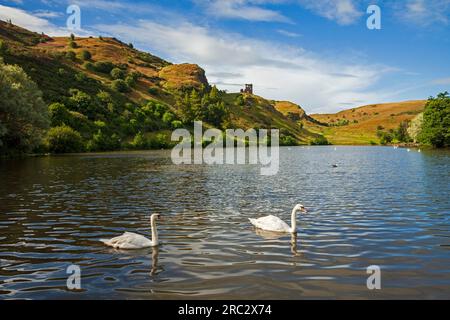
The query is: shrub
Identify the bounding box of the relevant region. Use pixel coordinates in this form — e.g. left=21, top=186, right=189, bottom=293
left=57, top=68, right=66, bottom=76
left=48, top=103, right=70, bottom=126
left=235, top=94, right=245, bottom=106
left=280, top=135, right=297, bottom=146
left=83, top=61, right=94, bottom=70
left=65, top=51, right=76, bottom=61
left=379, top=132, right=393, bottom=145
left=131, top=132, right=147, bottom=149
left=93, top=61, right=115, bottom=74
left=148, top=87, right=159, bottom=95
left=68, top=40, right=78, bottom=49
left=171, top=120, right=183, bottom=129
left=75, top=72, right=89, bottom=83
left=111, top=79, right=129, bottom=93
left=162, top=112, right=175, bottom=124
left=0, top=40, right=8, bottom=55
left=46, top=125, right=84, bottom=153
left=79, top=50, right=91, bottom=60
left=310, top=135, right=330, bottom=145
left=87, top=130, right=120, bottom=151
left=110, top=67, right=126, bottom=80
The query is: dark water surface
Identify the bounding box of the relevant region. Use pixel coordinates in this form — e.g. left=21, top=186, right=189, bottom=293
left=0, top=146, right=449, bottom=299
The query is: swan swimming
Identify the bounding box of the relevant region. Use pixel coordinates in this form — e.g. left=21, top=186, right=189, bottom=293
left=101, top=213, right=161, bottom=249
left=249, top=204, right=307, bottom=233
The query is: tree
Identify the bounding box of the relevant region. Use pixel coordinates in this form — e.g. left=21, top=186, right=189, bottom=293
left=70, top=33, right=75, bottom=41
left=408, top=113, right=423, bottom=143
left=79, top=50, right=91, bottom=60
left=418, top=92, right=450, bottom=148
left=68, top=40, right=78, bottom=49
left=93, top=61, right=115, bottom=73
left=111, top=79, right=129, bottom=93
left=46, top=125, right=83, bottom=153
left=0, top=60, right=49, bottom=154
left=48, top=102, right=70, bottom=126
left=0, top=40, right=8, bottom=56
left=379, top=132, right=393, bottom=145
left=394, top=121, right=411, bottom=143
left=66, top=51, right=76, bottom=61
left=310, top=135, right=330, bottom=145
left=110, top=67, right=126, bottom=80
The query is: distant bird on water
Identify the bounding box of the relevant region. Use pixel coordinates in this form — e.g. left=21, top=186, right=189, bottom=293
left=332, top=164, right=338, bottom=168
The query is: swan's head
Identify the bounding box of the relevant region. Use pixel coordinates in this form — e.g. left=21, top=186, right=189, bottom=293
left=294, top=204, right=307, bottom=213
left=151, top=213, right=162, bottom=222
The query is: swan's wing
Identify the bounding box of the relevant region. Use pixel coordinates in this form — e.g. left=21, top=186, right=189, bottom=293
left=249, top=215, right=290, bottom=233
left=101, top=232, right=153, bottom=249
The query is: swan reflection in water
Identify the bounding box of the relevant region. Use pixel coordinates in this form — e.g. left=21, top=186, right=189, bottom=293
left=150, top=245, right=159, bottom=276
left=106, top=245, right=160, bottom=276
left=254, top=229, right=300, bottom=256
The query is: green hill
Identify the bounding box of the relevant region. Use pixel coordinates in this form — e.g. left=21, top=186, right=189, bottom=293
left=0, top=20, right=318, bottom=154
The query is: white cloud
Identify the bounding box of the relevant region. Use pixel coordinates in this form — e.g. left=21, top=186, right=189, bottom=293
left=277, top=29, right=302, bottom=37
left=0, top=5, right=91, bottom=37
left=197, top=0, right=291, bottom=23
left=95, top=19, right=393, bottom=113
left=33, top=10, right=63, bottom=19
left=396, top=0, right=450, bottom=26
left=297, top=0, right=363, bottom=25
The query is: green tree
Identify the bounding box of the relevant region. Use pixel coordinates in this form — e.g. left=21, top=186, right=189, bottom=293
left=0, top=60, right=49, bottom=154
left=48, top=102, right=70, bottom=126
left=110, top=67, right=126, bottom=80
left=310, top=135, right=330, bottom=146
left=132, top=132, right=147, bottom=149
left=418, top=92, right=450, bottom=148
left=68, top=40, right=78, bottom=49
left=93, top=61, right=115, bottom=73
left=394, top=121, right=411, bottom=143
left=46, top=125, right=83, bottom=153
left=0, top=40, right=8, bottom=56
left=66, top=51, right=76, bottom=61
left=79, top=50, right=91, bottom=60
left=379, top=132, right=393, bottom=145
left=111, top=79, right=130, bottom=93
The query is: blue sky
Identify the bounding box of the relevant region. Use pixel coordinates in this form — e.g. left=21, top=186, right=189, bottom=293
left=1, top=0, right=449, bottom=113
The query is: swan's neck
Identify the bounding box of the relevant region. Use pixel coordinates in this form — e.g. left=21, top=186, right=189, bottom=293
left=151, top=218, right=159, bottom=246
left=290, top=208, right=298, bottom=233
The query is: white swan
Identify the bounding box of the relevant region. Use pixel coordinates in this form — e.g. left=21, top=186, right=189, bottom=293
left=249, top=204, right=307, bottom=233
left=101, top=213, right=161, bottom=249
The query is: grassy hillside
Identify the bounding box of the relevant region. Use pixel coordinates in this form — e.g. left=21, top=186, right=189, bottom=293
left=0, top=21, right=432, bottom=150
left=307, top=100, right=426, bottom=145
left=0, top=21, right=317, bottom=152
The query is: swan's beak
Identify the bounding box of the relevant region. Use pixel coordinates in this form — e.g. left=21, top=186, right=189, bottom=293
left=301, top=208, right=308, bottom=213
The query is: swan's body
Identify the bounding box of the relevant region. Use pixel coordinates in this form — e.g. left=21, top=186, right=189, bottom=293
left=249, top=204, right=307, bottom=233
left=101, top=213, right=161, bottom=249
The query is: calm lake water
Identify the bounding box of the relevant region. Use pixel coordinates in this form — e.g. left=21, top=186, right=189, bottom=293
left=0, top=146, right=449, bottom=299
